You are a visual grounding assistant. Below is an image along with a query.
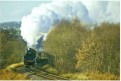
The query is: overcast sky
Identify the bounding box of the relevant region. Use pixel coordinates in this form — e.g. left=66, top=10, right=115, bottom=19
left=0, top=1, right=50, bottom=23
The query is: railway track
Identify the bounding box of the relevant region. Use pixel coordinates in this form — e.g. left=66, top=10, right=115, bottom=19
left=25, top=67, right=67, bottom=80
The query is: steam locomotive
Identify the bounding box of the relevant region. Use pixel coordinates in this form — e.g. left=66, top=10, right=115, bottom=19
left=24, top=48, right=50, bottom=68
left=24, top=48, right=36, bottom=67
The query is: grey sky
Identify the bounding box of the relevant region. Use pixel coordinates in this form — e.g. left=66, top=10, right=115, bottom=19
left=0, top=1, right=50, bottom=23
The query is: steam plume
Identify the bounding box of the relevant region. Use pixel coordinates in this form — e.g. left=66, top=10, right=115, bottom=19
left=20, top=0, right=119, bottom=49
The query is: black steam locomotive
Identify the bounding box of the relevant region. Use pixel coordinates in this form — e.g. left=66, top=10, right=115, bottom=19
left=24, top=48, right=49, bottom=68
left=24, top=48, right=36, bottom=67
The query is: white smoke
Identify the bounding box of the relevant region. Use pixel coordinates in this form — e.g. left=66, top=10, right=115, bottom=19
left=81, top=1, right=120, bottom=23
left=20, top=0, right=120, bottom=48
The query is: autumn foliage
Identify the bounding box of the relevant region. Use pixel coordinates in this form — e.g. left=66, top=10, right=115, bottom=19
left=43, top=19, right=120, bottom=79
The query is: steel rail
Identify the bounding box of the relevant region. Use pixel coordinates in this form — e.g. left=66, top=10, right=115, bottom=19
left=25, top=66, right=67, bottom=80
left=33, top=67, right=68, bottom=80
left=25, top=67, right=54, bottom=80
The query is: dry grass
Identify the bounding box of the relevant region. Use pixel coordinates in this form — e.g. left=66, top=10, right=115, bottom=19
left=6, top=62, right=24, bottom=70
left=41, top=64, right=57, bottom=74
left=86, top=72, right=120, bottom=80
left=0, top=62, right=28, bottom=80
left=61, top=72, right=119, bottom=80
left=61, top=73, right=88, bottom=80
left=0, top=69, right=28, bottom=80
